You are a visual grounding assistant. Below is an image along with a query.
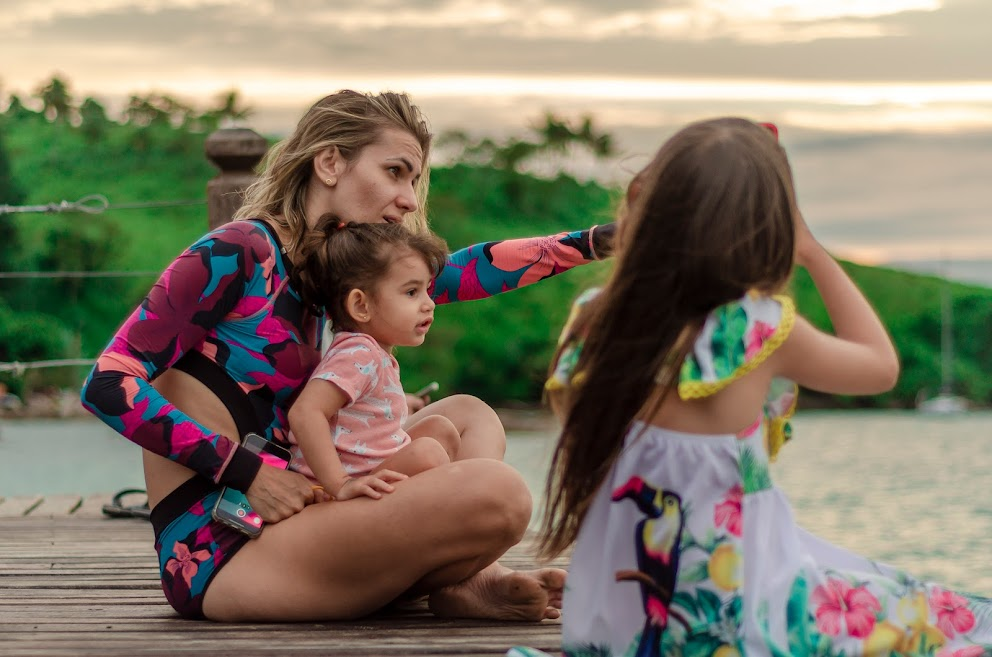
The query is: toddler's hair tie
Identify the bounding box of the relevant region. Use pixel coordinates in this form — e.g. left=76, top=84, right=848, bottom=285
left=336, top=222, right=347, bottom=230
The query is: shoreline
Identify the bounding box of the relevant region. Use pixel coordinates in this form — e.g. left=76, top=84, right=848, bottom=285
left=0, top=388, right=562, bottom=433
left=3, top=390, right=985, bottom=428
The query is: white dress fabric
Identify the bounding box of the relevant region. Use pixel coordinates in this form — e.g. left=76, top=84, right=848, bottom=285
left=510, top=293, right=992, bottom=657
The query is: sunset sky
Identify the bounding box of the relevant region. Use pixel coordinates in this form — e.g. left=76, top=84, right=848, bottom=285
left=1, top=0, right=990, bottom=273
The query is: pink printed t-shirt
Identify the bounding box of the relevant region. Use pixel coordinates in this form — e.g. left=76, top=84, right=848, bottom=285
left=288, top=331, right=411, bottom=478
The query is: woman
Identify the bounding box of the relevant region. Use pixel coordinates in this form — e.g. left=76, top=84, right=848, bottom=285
left=81, top=90, right=613, bottom=622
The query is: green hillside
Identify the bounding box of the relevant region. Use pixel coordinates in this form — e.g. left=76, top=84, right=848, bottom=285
left=1, top=92, right=989, bottom=408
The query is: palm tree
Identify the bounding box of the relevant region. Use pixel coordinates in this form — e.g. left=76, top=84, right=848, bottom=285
left=35, top=76, right=73, bottom=122
left=197, top=89, right=253, bottom=130
left=78, top=97, right=109, bottom=142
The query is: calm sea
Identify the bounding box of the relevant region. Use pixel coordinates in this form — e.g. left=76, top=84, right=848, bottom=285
left=2, top=411, right=990, bottom=593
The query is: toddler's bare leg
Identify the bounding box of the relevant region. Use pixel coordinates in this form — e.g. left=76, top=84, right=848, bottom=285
left=374, top=435, right=449, bottom=478
left=405, top=414, right=460, bottom=461
left=404, top=394, right=505, bottom=460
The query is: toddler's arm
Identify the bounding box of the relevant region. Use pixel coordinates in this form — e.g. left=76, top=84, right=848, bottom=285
left=772, top=215, right=900, bottom=395
left=288, top=380, right=406, bottom=500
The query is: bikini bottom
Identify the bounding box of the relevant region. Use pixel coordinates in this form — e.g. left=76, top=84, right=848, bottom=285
left=150, top=476, right=251, bottom=619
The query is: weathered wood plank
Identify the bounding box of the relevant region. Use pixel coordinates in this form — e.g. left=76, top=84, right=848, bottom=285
left=27, top=494, right=83, bottom=517
left=0, top=515, right=565, bottom=657
left=0, top=494, right=43, bottom=517
left=74, top=493, right=116, bottom=518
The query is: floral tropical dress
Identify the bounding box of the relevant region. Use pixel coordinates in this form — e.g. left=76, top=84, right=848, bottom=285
left=511, top=292, right=992, bottom=657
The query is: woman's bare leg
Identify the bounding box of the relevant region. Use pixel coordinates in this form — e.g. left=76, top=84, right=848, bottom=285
left=201, top=458, right=563, bottom=622
left=404, top=394, right=505, bottom=460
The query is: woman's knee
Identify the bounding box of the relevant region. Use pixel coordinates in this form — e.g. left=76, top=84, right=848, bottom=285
left=444, top=394, right=506, bottom=458
left=446, top=459, right=532, bottom=543
left=446, top=394, right=501, bottom=424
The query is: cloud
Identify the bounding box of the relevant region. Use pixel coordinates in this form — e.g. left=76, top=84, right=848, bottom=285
left=787, top=130, right=992, bottom=260
left=1, top=0, right=989, bottom=98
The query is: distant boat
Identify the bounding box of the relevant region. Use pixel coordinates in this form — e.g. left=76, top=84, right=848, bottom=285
left=917, top=391, right=968, bottom=414
left=916, top=277, right=969, bottom=414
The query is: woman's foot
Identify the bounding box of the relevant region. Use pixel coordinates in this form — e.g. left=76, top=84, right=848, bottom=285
left=428, top=562, right=566, bottom=621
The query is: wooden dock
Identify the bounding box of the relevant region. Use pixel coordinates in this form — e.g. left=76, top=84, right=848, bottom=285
left=0, top=494, right=566, bottom=656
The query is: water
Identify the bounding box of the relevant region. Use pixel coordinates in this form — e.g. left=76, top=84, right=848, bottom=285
left=2, top=411, right=991, bottom=593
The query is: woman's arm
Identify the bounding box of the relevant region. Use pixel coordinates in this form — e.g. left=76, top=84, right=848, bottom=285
left=431, top=224, right=614, bottom=303
left=80, top=223, right=270, bottom=491
left=772, top=216, right=900, bottom=395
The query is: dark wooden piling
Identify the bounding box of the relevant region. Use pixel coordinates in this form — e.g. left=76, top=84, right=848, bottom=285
left=204, top=127, right=268, bottom=229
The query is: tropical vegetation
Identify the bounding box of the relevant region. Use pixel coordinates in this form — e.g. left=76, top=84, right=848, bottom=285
left=1, top=76, right=989, bottom=409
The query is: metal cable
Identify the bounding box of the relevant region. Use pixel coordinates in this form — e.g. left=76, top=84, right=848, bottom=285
left=0, top=194, right=205, bottom=216
left=0, top=271, right=160, bottom=279
left=0, top=359, right=95, bottom=375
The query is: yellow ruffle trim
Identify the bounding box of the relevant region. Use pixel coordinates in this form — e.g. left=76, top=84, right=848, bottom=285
left=677, top=295, right=796, bottom=401
left=766, top=392, right=798, bottom=462
left=545, top=369, right=586, bottom=392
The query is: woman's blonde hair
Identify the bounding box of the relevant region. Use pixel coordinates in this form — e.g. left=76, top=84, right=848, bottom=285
left=235, top=90, right=433, bottom=254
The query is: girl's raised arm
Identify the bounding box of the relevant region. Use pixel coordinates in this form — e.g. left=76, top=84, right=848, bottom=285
left=772, top=215, right=900, bottom=395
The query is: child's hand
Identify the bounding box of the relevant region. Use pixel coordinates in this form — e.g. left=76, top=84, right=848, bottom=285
left=793, top=210, right=820, bottom=268
left=333, top=470, right=409, bottom=501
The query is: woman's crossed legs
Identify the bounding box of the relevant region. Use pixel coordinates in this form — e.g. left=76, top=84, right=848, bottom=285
left=202, top=458, right=564, bottom=622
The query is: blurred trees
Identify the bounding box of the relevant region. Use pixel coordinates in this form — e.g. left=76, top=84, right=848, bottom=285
left=0, top=75, right=990, bottom=408
left=439, top=112, right=615, bottom=172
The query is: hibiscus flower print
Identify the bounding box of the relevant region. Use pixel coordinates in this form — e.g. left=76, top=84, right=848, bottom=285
left=930, top=588, right=976, bottom=638
left=714, top=484, right=743, bottom=537
left=811, top=578, right=881, bottom=638
left=165, top=541, right=211, bottom=588
left=488, top=235, right=586, bottom=289
left=937, top=646, right=986, bottom=657
left=744, top=320, right=776, bottom=360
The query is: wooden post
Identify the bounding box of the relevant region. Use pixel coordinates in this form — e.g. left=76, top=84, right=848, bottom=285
left=204, top=128, right=269, bottom=229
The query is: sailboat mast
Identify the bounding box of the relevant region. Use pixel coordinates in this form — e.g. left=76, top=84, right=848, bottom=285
left=940, top=282, right=953, bottom=393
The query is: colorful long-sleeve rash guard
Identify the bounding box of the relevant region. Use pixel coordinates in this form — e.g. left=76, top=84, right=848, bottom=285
left=81, top=219, right=606, bottom=492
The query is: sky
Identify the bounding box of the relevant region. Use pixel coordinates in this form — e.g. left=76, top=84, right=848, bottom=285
left=1, top=0, right=990, bottom=279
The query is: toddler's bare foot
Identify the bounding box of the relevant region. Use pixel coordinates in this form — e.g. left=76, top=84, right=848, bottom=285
left=428, top=562, right=566, bottom=621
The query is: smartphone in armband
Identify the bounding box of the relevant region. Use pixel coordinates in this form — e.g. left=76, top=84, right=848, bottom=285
left=414, top=381, right=439, bottom=399
left=212, top=433, right=292, bottom=539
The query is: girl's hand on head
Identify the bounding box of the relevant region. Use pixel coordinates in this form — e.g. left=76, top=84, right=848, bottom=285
left=793, top=210, right=820, bottom=268
left=333, top=470, right=408, bottom=501
left=244, top=465, right=318, bottom=523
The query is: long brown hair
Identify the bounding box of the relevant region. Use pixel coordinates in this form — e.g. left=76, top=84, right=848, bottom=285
left=235, top=90, right=433, bottom=254
left=294, top=215, right=447, bottom=329
left=540, top=118, right=798, bottom=558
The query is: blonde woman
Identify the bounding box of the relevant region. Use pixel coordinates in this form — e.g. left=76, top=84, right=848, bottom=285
left=82, top=90, right=613, bottom=621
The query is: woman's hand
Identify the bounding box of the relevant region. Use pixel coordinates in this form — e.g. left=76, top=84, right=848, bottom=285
left=590, top=222, right=616, bottom=260
left=333, top=470, right=408, bottom=501
left=244, top=465, right=320, bottom=523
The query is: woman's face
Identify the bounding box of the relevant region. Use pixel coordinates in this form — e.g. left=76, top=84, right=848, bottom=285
left=320, top=128, right=424, bottom=226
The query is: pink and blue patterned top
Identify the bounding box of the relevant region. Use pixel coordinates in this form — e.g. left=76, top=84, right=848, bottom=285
left=81, top=219, right=605, bottom=492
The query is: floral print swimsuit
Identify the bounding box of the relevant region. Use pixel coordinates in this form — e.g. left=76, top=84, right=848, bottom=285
left=81, top=219, right=603, bottom=619
left=512, top=292, right=992, bottom=657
